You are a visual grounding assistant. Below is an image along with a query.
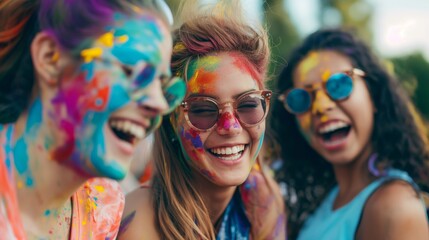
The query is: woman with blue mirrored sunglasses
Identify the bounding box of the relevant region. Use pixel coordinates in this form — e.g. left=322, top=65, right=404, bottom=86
left=270, top=29, right=429, bottom=240
left=278, top=68, right=365, bottom=114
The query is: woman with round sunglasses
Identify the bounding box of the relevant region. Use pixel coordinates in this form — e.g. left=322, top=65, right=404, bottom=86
left=271, top=28, right=429, bottom=240
left=118, top=0, right=286, bottom=239
left=0, top=0, right=185, bottom=238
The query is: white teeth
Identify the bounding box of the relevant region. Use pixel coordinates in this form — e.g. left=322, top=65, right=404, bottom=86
left=318, top=121, right=349, bottom=134
left=210, top=145, right=245, bottom=156
left=109, top=120, right=145, bottom=140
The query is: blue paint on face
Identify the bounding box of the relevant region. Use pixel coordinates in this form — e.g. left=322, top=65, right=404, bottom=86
left=63, top=13, right=167, bottom=180
left=252, top=132, right=265, bottom=161
left=14, top=99, right=43, bottom=187
left=134, top=64, right=156, bottom=89
left=111, top=16, right=162, bottom=66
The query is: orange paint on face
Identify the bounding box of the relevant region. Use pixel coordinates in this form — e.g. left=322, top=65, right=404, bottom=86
left=322, top=69, right=331, bottom=82
left=187, top=69, right=217, bottom=94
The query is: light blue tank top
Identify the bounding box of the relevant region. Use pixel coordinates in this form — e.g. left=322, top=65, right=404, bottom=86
left=297, top=169, right=423, bottom=240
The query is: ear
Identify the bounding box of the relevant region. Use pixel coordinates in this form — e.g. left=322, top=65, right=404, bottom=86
left=31, top=31, right=63, bottom=87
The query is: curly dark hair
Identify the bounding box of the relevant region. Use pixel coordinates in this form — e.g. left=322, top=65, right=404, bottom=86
left=269, top=28, right=429, bottom=239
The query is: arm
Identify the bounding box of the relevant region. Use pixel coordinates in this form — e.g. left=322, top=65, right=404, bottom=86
left=357, top=180, right=429, bottom=240
left=117, top=187, right=160, bottom=240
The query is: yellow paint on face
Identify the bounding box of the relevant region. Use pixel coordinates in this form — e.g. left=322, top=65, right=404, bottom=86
left=186, top=56, right=220, bottom=94
left=297, top=51, right=320, bottom=82
left=321, top=115, right=329, bottom=123
left=116, top=35, right=129, bottom=44
left=312, top=88, right=335, bottom=115
left=97, top=32, right=115, bottom=47
left=299, top=114, right=311, bottom=132
left=322, top=69, right=331, bottom=82
left=81, top=47, right=103, bottom=63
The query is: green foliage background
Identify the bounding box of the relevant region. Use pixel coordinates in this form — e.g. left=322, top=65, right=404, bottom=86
left=165, top=0, right=428, bottom=121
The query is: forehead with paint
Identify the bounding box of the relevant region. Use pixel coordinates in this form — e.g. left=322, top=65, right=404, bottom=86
left=293, top=50, right=354, bottom=87
left=185, top=52, right=262, bottom=97
left=81, top=10, right=172, bottom=98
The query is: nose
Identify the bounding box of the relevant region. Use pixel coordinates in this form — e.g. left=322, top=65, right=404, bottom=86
left=216, top=110, right=242, bottom=136
left=311, top=88, right=335, bottom=115
left=136, top=78, right=169, bottom=117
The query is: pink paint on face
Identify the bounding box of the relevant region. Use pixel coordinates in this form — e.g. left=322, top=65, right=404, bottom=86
left=216, top=112, right=240, bottom=131
left=231, top=52, right=261, bottom=84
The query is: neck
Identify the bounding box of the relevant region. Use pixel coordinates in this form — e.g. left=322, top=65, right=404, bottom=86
left=332, top=144, right=375, bottom=209
left=13, top=114, right=88, bottom=235
left=193, top=172, right=237, bottom=225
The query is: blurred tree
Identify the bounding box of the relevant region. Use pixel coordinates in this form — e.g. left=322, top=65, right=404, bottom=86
left=391, top=53, right=429, bottom=120
left=320, top=0, right=373, bottom=43
left=263, top=0, right=300, bottom=89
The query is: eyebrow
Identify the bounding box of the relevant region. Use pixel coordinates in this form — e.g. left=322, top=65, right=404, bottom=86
left=187, top=89, right=258, bottom=100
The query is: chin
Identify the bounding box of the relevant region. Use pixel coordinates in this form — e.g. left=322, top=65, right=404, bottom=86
left=211, top=172, right=249, bottom=187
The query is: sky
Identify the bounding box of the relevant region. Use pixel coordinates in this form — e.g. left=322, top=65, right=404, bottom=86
left=284, top=0, right=429, bottom=60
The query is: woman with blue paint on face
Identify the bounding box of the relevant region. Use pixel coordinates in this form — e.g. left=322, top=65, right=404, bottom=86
left=119, top=0, right=286, bottom=239
left=271, top=28, right=429, bottom=240
left=0, top=0, right=185, bottom=238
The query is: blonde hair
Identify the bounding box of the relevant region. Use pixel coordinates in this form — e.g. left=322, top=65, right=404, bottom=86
left=151, top=0, right=279, bottom=239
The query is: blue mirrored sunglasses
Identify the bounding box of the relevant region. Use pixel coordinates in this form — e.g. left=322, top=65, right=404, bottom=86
left=278, top=68, right=365, bottom=114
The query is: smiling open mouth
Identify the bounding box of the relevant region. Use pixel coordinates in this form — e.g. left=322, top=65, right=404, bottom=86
left=318, top=122, right=351, bottom=144
left=109, top=119, right=145, bottom=145
left=208, top=144, right=246, bottom=161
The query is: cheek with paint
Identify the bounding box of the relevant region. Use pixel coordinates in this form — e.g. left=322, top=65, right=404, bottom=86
left=179, top=126, right=205, bottom=162
left=252, top=132, right=265, bottom=163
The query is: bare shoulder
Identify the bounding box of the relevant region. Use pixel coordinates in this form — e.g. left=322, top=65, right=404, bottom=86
left=117, top=187, right=160, bottom=240
left=357, top=180, right=429, bottom=240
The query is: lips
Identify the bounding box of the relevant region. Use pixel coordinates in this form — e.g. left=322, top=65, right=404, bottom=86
left=208, top=144, right=247, bottom=161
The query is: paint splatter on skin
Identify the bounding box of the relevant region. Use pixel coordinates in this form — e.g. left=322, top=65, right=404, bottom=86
left=297, top=51, right=320, bottom=82
left=118, top=211, right=136, bottom=236
left=181, top=128, right=203, bottom=149
left=186, top=55, right=220, bottom=94
left=217, top=112, right=240, bottom=131
left=230, top=52, right=260, bottom=82
left=252, top=132, right=265, bottom=161
left=45, top=13, right=167, bottom=180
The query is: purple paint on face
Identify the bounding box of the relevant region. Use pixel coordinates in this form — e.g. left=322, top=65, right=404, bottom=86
left=217, top=112, right=240, bottom=131
left=200, top=169, right=215, bottom=181
left=181, top=127, right=203, bottom=149
left=134, top=64, right=156, bottom=89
